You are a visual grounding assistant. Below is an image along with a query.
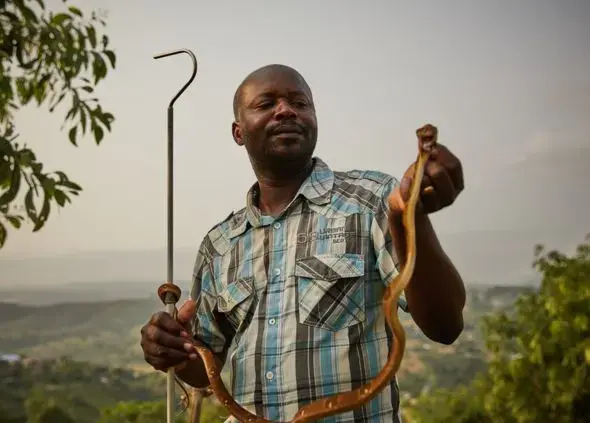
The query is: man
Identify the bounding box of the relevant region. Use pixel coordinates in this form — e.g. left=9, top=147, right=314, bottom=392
left=140, top=64, right=466, bottom=422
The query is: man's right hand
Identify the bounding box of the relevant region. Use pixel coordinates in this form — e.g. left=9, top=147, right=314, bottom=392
left=140, top=298, right=198, bottom=371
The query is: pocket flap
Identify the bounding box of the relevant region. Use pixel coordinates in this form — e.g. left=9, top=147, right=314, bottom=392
left=217, top=278, right=254, bottom=313
left=295, top=253, right=365, bottom=281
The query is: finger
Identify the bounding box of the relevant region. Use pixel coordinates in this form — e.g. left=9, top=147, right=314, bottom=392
left=144, top=324, right=189, bottom=351
left=387, top=185, right=406, bottom=214
left=432, top=145, right=464, bottom=193
left=424, top=160, right=456, bottom=209
left=418, top=173, right=440, bottom=212
left=144, top=343, right=190, bottom=364
left=149, top=311, right=185, bottom=335
left=177, top=298, right=196, bottom=326
left=400, top=163, right=432, bottom=200
left=141, top=333, right=196, bottom=367
left=144, top=346, right=190, bottom=371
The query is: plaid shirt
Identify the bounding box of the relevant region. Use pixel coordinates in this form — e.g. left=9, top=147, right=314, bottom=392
left=190, top=157, right=407, bottom=422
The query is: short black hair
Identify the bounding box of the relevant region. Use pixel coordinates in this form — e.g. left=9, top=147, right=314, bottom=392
left=232, top=64, right=312, bottom=121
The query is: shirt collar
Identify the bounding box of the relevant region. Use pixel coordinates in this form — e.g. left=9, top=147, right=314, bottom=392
left=229, top=157, right=334, bottom=237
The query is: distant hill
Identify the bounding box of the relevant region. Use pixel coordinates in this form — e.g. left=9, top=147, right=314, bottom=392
left=0, top=297, right=162, bottom=368
left=3, top=225, right=575, bottom=286
left=0, top=281, right=192, bottom=306
left=0, top=284, right=534, bottom=399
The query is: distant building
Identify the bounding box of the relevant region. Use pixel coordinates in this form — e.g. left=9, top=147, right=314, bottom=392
left=0, top=353, right=21, bottom=363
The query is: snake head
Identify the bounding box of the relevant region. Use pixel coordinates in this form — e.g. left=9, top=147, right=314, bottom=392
left=416, top=124, right=438, bottom=154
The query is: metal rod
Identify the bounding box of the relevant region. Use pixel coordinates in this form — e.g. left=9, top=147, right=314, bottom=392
left=153, top=48, right=198, bottom=423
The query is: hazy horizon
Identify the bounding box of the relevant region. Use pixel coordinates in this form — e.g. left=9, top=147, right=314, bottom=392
left=1, top=0, right=589, bottom=287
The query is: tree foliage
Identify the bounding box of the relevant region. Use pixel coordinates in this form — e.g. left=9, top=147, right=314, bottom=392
left=25, top=386, right=76, bottom=423
left=98, top=400, right=184, bottom=423
left=98, top=399, right=228, bottom=423
left=409, top=235, right=590, bottom=423
left=0, top=0, right=116, bottom=248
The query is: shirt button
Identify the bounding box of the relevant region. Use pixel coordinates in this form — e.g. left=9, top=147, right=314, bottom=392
left=273, top=222, right=281, bottom=229
left=268, top=318, right=276, bottom=325
left=273, top=268, right=281, bottom=276
left=266, top=371, right=274, bottom=380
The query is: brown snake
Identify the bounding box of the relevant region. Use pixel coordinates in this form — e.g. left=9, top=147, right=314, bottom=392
left=160, top=124, right=438, bottom=422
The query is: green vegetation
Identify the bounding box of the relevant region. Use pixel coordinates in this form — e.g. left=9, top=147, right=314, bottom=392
left=1, top=238, right=588, bottom=421
left=0, top=283, right=520, bottom=422
left=0, top=0, right=116, bottom=248
left=0, top=297, right=162, bottom=368
left=3, top=237, right=587, bottom=422
left=0, top=287, right=508, bottom=395
left=406, top=236, right=590, bottom=423
left=0, top=357, right=228, bottom=423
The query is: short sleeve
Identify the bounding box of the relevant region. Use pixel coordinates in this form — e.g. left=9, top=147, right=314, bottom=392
left=370, top=176, right=410, bottom=313
left=189, top=248, right=232, bottom=355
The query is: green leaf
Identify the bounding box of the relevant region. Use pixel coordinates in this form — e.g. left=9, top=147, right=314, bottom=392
left=91, top=52, right=108, bottom=84
left=33, top=196, right=50, bottom=232
left=16, top=3, right=39, bottom=23
left=79, top=107, right=87, bottom=134
left=97, top=112, right=115, bottom=131
left=0, top=222, right=6, bottom=248
left=60, top=180, right=82, bottom=191
left=68, top=6, right=83, bottom=17
left=54, top=189, right=68, bottom=207
left=41, top=177, right=56, bottom=197
left=51, top=12, right=72, bottom=26
left=54, top=171, right=69, bottom=182
left=86, top=25, right=97, bottom=48
left=68, top=127, right=77, bottom=145
left=6, top=215, right=23, bottom=229
left=24, top=188, right=37, bottom=223
left=93, top=124, right=104, bottom=144
left=0, top=165, right=21, bottom=206
left=103, top=50, right=116, bottom=68
left=65, top=106, right=79, bottom=121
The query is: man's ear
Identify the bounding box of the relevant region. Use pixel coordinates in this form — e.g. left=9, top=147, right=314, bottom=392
left=232, top=121, right=244, bottom=146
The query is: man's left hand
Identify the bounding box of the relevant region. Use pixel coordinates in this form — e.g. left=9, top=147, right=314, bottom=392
left=389, top=144, right=464, bottom=215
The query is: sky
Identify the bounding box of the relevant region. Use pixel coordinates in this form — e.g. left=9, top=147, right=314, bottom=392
left=1, top=0, right=590, bottom=286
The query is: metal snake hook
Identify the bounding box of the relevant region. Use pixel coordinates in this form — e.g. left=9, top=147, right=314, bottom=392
left=153, top=48, right=198, bottom=423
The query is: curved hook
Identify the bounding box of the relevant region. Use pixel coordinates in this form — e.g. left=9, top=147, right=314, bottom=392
left=154, top=48, right=198, bottom=109
left=152, top=47, right=198, bottom=423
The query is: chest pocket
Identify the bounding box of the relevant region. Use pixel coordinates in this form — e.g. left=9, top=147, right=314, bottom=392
left=216, top=277, right=256, bottom=334
left=295, top=253, right=366, bottom=332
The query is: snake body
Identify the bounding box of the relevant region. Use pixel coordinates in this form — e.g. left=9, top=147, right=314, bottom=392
left=169, top=124, right=438, bottom=423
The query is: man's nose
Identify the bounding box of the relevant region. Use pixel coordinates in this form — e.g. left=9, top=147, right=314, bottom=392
left=274, top=99, right=297, bottom=119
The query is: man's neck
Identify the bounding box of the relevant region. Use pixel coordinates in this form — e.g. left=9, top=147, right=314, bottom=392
left=254, top=159, right=314, bottom=217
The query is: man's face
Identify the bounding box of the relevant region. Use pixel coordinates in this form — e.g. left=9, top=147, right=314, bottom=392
left=232, top=69, right=318, bottom=168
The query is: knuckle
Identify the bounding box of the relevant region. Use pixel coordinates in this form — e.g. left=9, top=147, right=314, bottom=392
left=153, top=346, right=164, bottom=358
left=140, top=323, right=151, bottom=337
left=428, top=164, right=446, bottom=180
left=152, top=311, right=166, bottom=324
left=144, top=325, right=156, bottom=341
left=152, top=329, right=164, bottom=344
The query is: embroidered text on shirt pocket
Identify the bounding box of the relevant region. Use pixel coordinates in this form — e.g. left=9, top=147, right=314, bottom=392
left=216, top=277, right=256, bottom=333
left=295, top=253, right=366, bottom=332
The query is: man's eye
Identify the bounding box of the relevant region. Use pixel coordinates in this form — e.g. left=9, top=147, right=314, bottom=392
left=255, top=101, right=273, bottom=109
